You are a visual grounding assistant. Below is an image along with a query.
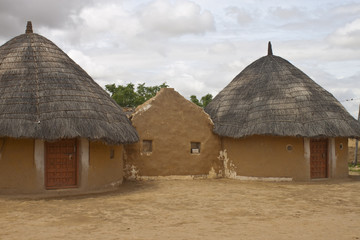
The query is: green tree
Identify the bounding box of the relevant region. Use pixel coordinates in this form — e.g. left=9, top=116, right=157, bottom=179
left=190, top=93, right=213, bottom=108
left=136, top=82, right=168, bottom=104
left=190, top=95, right=201, bottom=106
left=200, top=93, right=213, bottom=107
left=105, top=82, right=168, bottom=107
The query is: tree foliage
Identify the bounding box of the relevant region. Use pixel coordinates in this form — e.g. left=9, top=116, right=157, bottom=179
left=190, top=93, right=213, bottom=108
left=105, top=82, right=168, bottom=107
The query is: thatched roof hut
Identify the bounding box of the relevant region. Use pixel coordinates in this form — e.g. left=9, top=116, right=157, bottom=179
left=205, top=42, right=360, bottom=139
left=0, top=21, right=138, bottom=144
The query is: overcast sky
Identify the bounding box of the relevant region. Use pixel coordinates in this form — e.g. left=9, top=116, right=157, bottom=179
left=1, top=0, right=360, bottom=116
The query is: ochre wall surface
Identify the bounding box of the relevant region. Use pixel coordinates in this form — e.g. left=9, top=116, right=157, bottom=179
left=125, top=88, right=221, bottom=177
left=223, top=136, right=309, bottom=180
left=0, top=138, right=124, bottom=194
left=0, top=138, right=39, bottom=193
left=334, top=137, right=348, bottom=178
left=88, top=141, right=123, bottom=189
left=223, top=136, right=350, bottom=181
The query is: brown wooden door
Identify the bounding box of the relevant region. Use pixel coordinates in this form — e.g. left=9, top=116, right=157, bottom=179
left=45, top=139, right=78, bottom=189
left=310, top=139, right=328, bottom=179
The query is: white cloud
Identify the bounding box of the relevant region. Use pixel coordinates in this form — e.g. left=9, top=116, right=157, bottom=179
left=77, top=3, right=142, bottom=39
left=67, top=49, right=107, bottom=80
left=225, top=6, right=253, bottom=24
left=328, top=18, right=360, bottom=49
left=332, top=3, right=360, bottom=17
left=138, top=0, right=215, bottom=37
left=332, top=86, right=360, bottom=118
left=40, top=0, right=215, bottom=52
left=269, top=6, right=305, bottom=20
left=63, top=3, right=143, bottom=49
left=0, top=0, right=360, bottom=115
left=0, top=0, right=89, bottom=38
left=208, top=42, right=236, bottom=55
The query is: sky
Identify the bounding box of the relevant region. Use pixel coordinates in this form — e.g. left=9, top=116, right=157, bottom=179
left=0, top=0, right=360, bottom=116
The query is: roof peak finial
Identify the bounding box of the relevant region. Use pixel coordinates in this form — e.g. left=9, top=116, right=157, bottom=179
left=268, top=41, right=273, bottom=56
left=25, top=21, right=33, bottom=34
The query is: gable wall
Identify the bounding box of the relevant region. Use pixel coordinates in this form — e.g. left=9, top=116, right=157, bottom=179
left=125, top=88, right=221, bottom=177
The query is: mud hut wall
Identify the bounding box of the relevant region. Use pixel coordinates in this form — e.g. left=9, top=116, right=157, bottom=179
left=78, top=138, right=89, bottom=189
left=222, top=136, right=308, bottom=180
left=125, top=88, right=221, bottom=177
left=0, top=138, right=39, bottom=193
left=87, top=141, right=123, bottom=189
left=333, top=137, right=348, bottom=178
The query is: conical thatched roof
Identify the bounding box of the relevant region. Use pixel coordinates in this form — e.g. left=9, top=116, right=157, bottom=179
left=205, top=42, right=360, bottom=138
left=0, top=22, right=139, bottom=144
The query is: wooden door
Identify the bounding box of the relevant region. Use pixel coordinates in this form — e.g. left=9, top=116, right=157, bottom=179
left=45, top=139, right=78, bottom=189
left=310, top=139, right=328, bottom=179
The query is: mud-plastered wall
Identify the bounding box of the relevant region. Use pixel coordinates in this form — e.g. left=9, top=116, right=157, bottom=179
left=88, top=141, right=123, bottom=189
left=125, top=88, right=221, bottom=178
left=334, top=137, right=348, bottom=178
left=222, top=136, right=308, bottom=180
left=0, top=138, right=38, bottom=193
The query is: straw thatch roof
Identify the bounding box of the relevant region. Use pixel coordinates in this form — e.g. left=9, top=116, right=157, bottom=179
left=205, top=42, right=360, bottom=138
left=0, top=22, right=139, bottom=144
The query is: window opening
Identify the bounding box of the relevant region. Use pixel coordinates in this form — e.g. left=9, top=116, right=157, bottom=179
left=286, top=144, right=293, bottom=152
left=143, top=140, right=153, bottom=153
left=191, top=142, right=201, bottom=154
left=339, top=143, right=343, bottom=150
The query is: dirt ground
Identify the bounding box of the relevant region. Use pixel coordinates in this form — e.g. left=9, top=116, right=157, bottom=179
left=1, top=178, right=360, bottom=240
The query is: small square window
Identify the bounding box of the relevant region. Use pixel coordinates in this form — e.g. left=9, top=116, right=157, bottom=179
left=191, top=142, right=201, bottom=154
left=143, top=140, right=153, bottom=153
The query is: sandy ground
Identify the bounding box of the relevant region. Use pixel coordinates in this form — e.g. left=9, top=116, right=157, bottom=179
left=1, top=178, right=360, bottom=240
